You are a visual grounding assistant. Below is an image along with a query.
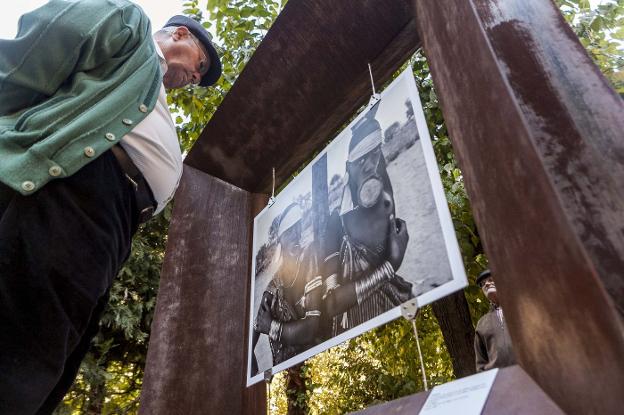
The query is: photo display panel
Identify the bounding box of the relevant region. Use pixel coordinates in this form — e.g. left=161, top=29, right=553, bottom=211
left=247, top=69, right=467, bottom=385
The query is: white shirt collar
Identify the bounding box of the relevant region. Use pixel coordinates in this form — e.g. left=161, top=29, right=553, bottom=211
left=153, top=40, right=168, bottom=74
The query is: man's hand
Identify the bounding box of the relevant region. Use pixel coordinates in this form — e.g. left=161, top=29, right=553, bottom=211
left=254, top=291, right=274, bottom=334
left=387, top=217, right=409, bottom=270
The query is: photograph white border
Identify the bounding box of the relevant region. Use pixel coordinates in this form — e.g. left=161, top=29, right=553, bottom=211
left=246, top=68, right=467, bottom=386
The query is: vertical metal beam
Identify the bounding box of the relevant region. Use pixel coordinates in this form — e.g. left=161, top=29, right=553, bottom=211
left=139, top=166, right=264, bottom=414
left=413, top=1, right=624, bottom=414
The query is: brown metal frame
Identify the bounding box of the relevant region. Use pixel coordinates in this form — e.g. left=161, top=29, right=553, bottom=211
left=140, top=0, right=624, bottom=413
left=140, top=1, right=419, bottom=413
left=184, top=0, right=419, bottom=193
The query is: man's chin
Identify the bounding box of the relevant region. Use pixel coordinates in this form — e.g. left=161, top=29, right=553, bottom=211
left=163, top=76, right=185, bottom=90
left=163, top=82, right=182, bottom=90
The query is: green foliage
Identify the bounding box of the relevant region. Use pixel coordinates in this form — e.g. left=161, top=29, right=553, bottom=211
left=299, top=309, right=453, bottom=415
left=557, top=0, right=624, bottom=93
left=169, top=0, right=283, bottom=150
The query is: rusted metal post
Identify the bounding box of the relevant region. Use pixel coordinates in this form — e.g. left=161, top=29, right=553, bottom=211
left=413, top=1, right=624, bottom=414
left=138, top=166, right=266, bottom=414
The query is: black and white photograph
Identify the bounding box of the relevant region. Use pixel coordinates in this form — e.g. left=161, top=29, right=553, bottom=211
left=247, top=69, right=467, bottom=385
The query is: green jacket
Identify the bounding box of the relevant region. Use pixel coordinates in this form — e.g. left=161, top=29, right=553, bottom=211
left=0, top=0, right=162, bottom=194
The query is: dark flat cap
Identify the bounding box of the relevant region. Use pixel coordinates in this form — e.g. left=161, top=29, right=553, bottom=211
left=164, top=15, right=222, bottom=87
left=476, top=269, right=492, bottom=286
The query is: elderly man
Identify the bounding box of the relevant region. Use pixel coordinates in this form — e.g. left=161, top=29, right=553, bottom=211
left=474, top=269, right=517, bottom=372
left=322, top=103, right=413, bottom=336
left=0, top=1, right=221, bottom=413
left=251, top=203, right=323, bottom=374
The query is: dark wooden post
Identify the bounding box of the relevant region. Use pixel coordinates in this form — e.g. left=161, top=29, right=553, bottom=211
left=138, top=166, right=266, bottom=414
left=413, top=1, right=624, bottom=414
left=430, top=292, right=476, bottom=378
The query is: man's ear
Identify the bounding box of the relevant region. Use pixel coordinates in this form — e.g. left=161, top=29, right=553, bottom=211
left=172, top=26, right=191, bottom=41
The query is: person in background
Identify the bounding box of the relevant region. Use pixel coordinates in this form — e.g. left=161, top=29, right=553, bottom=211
left=474, top=269, right=517, bottom=372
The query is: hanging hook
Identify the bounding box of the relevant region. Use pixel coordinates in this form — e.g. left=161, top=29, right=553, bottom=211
left=368, top=63, right=376, bottom=95
left=367, top=63, right=381, bottom=108
left=268, top=167, right=276, bottom=207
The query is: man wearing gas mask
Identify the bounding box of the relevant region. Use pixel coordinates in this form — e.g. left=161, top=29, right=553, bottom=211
left=322, top=104, right=413, bottom=336
left=251, top=203, right=323, bottom=373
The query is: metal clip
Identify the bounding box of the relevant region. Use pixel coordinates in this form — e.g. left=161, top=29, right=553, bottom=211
left=401, top=298, right=418, bottom=321
left=268, top=167, right=276, bottom=208
left=367, top=63, right=381, bottom=109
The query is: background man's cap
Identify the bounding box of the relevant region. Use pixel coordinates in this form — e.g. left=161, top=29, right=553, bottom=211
left=476, top=269, right=492, bottom=286
left=164, top=15, right=222, bottom=86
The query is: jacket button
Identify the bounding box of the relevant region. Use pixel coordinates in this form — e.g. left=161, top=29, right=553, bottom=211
left=122, top=118, right=133, bottom=126
left=84, top=147, right=96, bottom=157
left=139, top=104, right=148, bottom=113
left=105, top=132, right=116, bottom=141
left=49, top=165, right=62, bottom=177
left=21, top=181, right=35, bottom=191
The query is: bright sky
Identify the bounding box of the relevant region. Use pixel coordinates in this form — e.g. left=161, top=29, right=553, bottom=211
left=1, top=0, right=607, bottom=40
left=0, top=1, right=209, bottom=39
left=1, top=0, right=608, bottom=40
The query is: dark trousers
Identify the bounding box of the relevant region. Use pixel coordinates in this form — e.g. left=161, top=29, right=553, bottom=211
left=0, top=151, right=139, bottom=414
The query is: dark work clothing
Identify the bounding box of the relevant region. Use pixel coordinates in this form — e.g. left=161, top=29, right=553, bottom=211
left=0, top=151, right=139, bottom=414
left=474, top=306, right=517, bottom=372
